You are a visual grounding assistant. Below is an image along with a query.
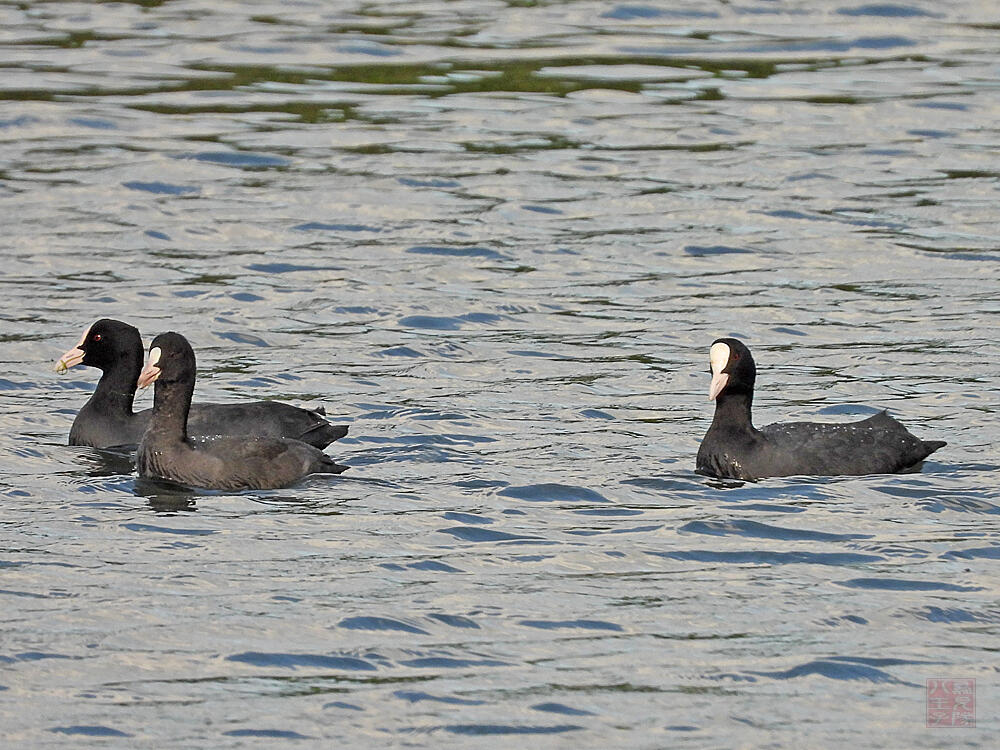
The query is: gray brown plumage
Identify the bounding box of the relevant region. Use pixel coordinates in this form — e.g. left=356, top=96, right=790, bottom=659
left=136, top=331, right=347, bottom=491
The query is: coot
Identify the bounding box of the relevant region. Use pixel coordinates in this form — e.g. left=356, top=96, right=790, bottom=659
left=56, top=319, right=347, bottom=450
left=696, top=338, right=945, bottom=480
left=136, top=332, right=348, bottom=490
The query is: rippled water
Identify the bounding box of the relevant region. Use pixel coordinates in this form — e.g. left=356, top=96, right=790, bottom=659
left=2, top=0, right=999, bottom=746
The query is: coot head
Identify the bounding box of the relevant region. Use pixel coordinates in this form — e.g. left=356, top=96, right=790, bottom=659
left=708, top=337, right=756, bottom=400
left=138, top=332, right=196, bottom=389
left=55, top=319, right=142, bottom=374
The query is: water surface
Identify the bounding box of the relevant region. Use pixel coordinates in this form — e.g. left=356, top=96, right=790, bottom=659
left=1, top=1, right=998, bottom=746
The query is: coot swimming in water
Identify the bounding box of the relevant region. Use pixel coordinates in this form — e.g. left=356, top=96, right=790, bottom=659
left=696, top=338, right=945, bottom=481
left=56, top=319, right=347, bottom=450
left=136, top=332, right=347, bottom=491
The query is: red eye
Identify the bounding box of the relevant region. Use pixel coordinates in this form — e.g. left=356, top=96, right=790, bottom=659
left=732, top=352, right=740, bottom=361
left=93, top=334, right=102, bottom=342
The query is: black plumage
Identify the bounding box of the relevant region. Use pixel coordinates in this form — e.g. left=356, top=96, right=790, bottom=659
left=57, top=319, right=347, bottom=450
left=696, top=338, right=945, bottom=481
left=136, top=332, right=347, bottom=491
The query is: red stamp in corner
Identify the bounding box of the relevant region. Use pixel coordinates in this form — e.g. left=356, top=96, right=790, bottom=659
left=926, top=678, right=975, bottom=728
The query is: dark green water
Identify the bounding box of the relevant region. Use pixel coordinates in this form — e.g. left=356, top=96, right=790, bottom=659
left=1, top=1, right=997, bottom=746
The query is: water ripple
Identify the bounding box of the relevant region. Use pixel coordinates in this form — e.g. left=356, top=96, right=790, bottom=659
left=836, top=578, right=983, bottom=592
left=441, top=723, right=583, bottom=736
left=498, top=483, right=610, bottom=504
left=649, top=549, right=883, bottom=566
left=679, top=520, right=868, bottom=542
left=50, top=726, right=133, bottom=738
left=338, top=616, right=429, bottom=635
left=225, top=652, right=378, bottom=671
left=745, top=659, right=914, bottom=684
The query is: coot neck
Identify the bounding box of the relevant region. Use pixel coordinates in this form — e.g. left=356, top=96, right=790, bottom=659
left=150, top=376, right=194, bottom=442
left=711, top=389, right=756, bottom=434
left=89, top=353, right=141, bottom=416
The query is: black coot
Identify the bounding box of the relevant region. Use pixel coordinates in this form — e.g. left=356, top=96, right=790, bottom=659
left=136, top=332, right=347, bottom=490
left=56, top=319, right=347, bottom=450
left=696, top=338, right=945, bottom=481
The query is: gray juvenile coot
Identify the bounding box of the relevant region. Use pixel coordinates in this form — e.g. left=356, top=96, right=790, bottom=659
left=696, top=338, right=946, bottom=481
left=56, top=319, right=347, bottom=450
left=136, top=332, right=348, bottom=491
